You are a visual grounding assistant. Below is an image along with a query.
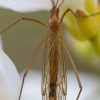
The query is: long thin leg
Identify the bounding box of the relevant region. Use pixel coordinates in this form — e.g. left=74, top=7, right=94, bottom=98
left=60, top=8, right=100, bottom=23
left=61, top=41, right=82, bottom=100
left=18, top=34, right=47, bottom=100
left=0, top=17, right=47, bottom=34
left=60, top=8, right=76, bottom=23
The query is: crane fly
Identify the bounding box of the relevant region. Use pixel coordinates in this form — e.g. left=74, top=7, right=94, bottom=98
left=1, top=0, right=100, bottom=100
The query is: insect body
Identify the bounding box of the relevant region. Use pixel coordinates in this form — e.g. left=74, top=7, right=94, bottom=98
left=41, top=5, right=67, bottom=100
left=0, top=0, right=85, bottom=100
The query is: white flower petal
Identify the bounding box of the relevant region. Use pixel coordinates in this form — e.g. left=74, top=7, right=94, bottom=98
left=0, top=50, right=20, bottom=100
left=0, top=0, right=51, bottom=12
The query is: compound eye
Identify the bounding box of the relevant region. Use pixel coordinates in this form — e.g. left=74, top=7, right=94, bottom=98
left=50, top=8, right=52, bottom=13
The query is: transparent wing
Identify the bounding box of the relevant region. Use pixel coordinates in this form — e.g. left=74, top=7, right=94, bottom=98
left=41, top=29, right=67, bottom=100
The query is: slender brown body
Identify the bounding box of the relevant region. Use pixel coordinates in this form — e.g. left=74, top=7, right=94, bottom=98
left=49, top=34, right=58, bottom=100
left=49, top=14, right=60, bottom=100
left=42, top=8, right=67, bottom=100
left=0, top=0, right=83, bottom=100
left=42, top=1, right=82, bottom=99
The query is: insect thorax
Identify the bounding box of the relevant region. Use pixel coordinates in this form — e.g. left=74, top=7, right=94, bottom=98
left=47, top=16, right=61, bottom=33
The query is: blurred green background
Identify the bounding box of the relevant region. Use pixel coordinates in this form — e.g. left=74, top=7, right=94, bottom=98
left=0, top=9, right=49, bottom=72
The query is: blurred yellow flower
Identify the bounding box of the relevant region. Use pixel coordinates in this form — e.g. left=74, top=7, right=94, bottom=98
left=60, top=0, right=100, bottom=56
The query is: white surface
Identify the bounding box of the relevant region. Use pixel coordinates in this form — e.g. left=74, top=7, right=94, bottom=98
left=0, top=49, right=20, bottom=100
left=20, top=70, right=100, bottom=100
left=0, top=0, right=52, bottom=12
